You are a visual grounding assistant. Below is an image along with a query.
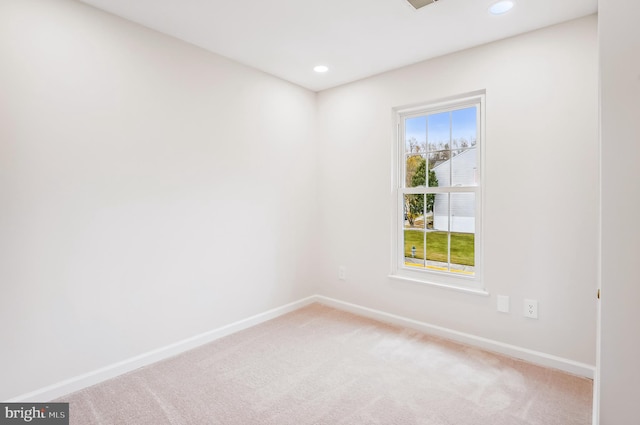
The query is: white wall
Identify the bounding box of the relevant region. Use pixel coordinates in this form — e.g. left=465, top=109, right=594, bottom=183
left=316, top=16, right=598, bottom=365
left=0, top=0, right=317, bottom=400
left=0, top=0, right=602, bottom=403
left=598, top=0, right=640, bottom=423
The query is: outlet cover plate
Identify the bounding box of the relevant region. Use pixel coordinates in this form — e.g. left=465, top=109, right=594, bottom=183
left=524, top=299, right=538, bottom=319
left=338, top=266, right=346, bottom=281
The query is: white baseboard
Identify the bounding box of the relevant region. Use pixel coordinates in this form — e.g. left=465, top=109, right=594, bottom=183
left=9, top=293, right=594, bottom=401
left=7, top=296, right=318, bottom=402
left=314, top=295, right=595, bottom=379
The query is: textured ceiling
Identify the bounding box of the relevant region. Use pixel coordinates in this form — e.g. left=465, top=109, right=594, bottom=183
left=78, top=0, right=597, bottom=91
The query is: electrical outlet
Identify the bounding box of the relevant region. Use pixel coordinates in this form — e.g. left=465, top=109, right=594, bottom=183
left=338, top=266, right=346, bottom=281
left=524, top=299, right=538, bottom=319
left=497, top=295, right=510, bottom=313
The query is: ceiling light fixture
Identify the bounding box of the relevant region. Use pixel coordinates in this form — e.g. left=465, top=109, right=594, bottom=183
left=313, top=65, right=329, bottom=73
left=488, top=0, right=514, bottom=15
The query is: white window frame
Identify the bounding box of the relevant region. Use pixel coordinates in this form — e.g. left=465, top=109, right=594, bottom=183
left=390, top=91, right=486, bottom=295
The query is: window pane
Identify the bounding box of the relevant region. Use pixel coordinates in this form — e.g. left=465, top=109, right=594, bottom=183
left=425, top=193, right=435, bottom=227
left=433, top=193, right=449, bottom=232
left=450, top=192, right=475, bottom=275
left=404, top=194, right=425, bottom=229
left=451, top=149, right=477, bottom=186
left=427, top=111, right=450, bottom=152
left=450, top=192, right=475, bottom=233
left=405, top=116, right=426, bottom=154
left=405, top=155, right=427, bottom=188
left=451, top=106, right=477, bottom=149
left=427, top=193, right=449, bottom=270
left=404, top=229, right=425, bottom=268
left=429, top=151, right=449, bottom=187
left=426, top=230, right=449, bottom=270
left=450, top=233, right=475, bottom=275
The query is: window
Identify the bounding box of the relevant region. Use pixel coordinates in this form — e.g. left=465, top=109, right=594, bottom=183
left=391, top=93, right=484, bottom=293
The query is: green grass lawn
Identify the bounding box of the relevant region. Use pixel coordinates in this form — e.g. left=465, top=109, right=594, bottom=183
left=404, top=230, right=474, bottom=266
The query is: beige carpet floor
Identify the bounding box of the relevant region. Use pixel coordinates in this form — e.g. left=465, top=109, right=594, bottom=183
left=58, top=303, right=592, bottom=424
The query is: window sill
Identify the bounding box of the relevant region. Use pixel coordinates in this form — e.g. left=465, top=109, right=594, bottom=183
left=387, top=273, right=490, bottom=296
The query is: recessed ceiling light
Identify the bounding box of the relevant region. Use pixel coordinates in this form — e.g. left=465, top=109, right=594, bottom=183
left=488, top=0, right=514, bottom=15
left=313, top=65, right=329, bottom=73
